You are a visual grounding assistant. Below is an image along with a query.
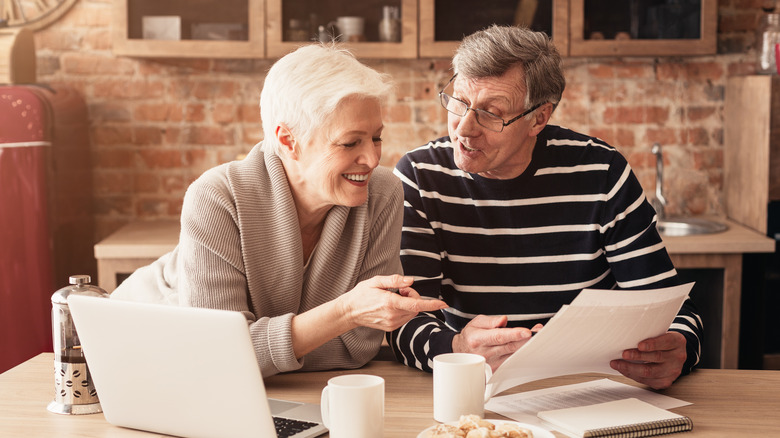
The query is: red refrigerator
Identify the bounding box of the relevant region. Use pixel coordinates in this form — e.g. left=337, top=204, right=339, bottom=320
left=0, top=85, right=95, bottom=373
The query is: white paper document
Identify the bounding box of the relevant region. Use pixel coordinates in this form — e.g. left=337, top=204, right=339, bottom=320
left=485, top=378, right=691, bottom=430
left=484, top=283, right=693, bottom=398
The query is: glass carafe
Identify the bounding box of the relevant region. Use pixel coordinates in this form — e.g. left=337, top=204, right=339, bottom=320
left=46, top=275, right=109, bottom=415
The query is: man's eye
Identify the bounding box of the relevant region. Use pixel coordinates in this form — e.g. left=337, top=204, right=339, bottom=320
left=372, top=137, right=383, bottom=143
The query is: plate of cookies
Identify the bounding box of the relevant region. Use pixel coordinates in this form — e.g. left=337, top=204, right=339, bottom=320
left=417, top=414, right=555, bottom=438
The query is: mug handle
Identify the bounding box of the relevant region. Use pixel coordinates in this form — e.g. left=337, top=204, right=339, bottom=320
left=483, top=362, right=493, bottom=403
left=320, top=387, right=331, bottom=429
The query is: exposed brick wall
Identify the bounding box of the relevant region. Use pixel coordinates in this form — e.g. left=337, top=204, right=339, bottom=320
left=30, top=0, right=771, bottom=241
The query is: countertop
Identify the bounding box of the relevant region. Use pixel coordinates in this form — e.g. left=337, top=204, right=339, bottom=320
left=93, top=217, right=775, bottom=260
left=94, top=220, right=179, bottom=259
left=661, top=217, right=774, bottom=254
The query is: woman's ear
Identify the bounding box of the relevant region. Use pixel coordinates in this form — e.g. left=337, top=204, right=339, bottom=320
left=275, top=124, right=298, bottom=159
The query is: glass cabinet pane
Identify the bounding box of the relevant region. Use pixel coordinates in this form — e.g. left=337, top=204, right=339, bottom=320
left=126, top=0, right=249, bottom=42
left=569, top=0, right=715, bottom=56
left=419, top=0, right=565, bottom=58
left=280, top=0, right=404, bottom=43
left=582, top=0, right=701, bottom=42
left=434, top=0, right=553, bottom=42
left=114, top=0, right=263, bottom=58
left=267, top=0, right=417, bottom=58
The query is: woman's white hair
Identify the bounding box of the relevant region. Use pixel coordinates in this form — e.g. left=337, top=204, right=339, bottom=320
left=260, top=44, right=393, bottom=155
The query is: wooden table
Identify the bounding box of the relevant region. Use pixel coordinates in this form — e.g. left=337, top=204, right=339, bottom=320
left=2, top=353, right=779, bottom=437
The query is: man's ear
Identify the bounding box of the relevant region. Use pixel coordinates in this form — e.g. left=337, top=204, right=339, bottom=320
left=275, top=124, right=298, bottom=159
left=529, top=103, right=554, bottom=136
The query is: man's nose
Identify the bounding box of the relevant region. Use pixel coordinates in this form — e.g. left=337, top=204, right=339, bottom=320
left=455, top=108, right=482, bottom=136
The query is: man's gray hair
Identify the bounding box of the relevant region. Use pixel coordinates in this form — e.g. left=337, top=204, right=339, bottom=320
left=453, top=25, right=565, bottom=110
left=260, top=44, right=393, bottom=155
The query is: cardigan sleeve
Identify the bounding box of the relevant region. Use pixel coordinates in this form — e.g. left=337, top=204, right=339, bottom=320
left=176, top=168, right=306, bottom=376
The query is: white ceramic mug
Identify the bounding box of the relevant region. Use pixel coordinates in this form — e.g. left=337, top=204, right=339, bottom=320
left=433, top=353, right=491, bottom=423
left=320, top=374, right=384, bottom=438
left=336, top=16, right=365, bottom=38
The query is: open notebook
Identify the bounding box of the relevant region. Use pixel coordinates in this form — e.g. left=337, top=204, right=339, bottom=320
left=67, top=295, right=327, bottom=438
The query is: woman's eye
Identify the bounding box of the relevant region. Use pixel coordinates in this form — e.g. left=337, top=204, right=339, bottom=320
left=342, top=140, right=359, bottom=148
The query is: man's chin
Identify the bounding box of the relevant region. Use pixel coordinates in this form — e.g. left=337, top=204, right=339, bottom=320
left=454, top=150, right=483, bottom=174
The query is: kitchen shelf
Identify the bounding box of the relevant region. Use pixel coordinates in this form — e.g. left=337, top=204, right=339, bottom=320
left=112, top=0, right=717, bottom=60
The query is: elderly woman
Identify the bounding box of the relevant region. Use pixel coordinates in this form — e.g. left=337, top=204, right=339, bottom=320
left=112, top=44, right=447, bottom=376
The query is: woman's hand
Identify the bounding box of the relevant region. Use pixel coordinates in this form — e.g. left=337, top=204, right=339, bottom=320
left=291, top=275, right=446, bottom=359
left=338, top=275, right=448, bottom=331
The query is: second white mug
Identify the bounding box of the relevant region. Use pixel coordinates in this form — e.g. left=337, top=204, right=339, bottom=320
left=320, top=374, right=384, bottom=438
left=433, top=353, right=491, bottom=423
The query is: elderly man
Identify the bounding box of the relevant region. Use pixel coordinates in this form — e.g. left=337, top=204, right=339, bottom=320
left=388, top=25, right=702, bottom=389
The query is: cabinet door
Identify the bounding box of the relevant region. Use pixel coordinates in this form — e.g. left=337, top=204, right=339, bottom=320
left=724, top=76, right=780, bottom=235
left=568, top=0, right=717, bottom=56
left=112, top=0, right=264, bottom=58
left=266, top=0, right=417, bottom=59
left=419, top=0, right=569, bottom=58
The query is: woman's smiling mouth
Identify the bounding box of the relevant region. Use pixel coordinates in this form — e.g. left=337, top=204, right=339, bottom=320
left=342, top=173, right=370, bottom=184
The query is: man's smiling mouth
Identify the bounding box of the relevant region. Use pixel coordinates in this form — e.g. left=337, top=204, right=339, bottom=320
left=461, top=142, right=479, bottom=152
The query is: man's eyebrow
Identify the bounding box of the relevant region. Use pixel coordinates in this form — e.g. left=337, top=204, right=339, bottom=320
left=454, top=87, right=513, bottom=109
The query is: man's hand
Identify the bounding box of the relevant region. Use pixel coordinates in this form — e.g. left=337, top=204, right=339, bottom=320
left=452, top=315, right=536, bottom=371
left=610, top=331, right=687, bottom=389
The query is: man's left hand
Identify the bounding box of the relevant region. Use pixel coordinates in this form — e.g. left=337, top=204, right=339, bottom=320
left=610, top=331, right=687, bottom=389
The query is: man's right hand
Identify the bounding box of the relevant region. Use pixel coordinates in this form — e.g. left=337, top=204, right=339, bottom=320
left=451, top=315, right=537, bottom=371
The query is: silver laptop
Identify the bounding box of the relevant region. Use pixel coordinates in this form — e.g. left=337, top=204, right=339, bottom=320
left=67, top=295, right=327, bottom=438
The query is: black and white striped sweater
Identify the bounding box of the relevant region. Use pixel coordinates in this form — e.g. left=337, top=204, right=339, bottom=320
left=387, top=125, right=702, bottom=375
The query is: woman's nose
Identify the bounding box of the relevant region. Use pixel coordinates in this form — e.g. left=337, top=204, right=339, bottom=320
left=357, top=142, right=380, bottom=168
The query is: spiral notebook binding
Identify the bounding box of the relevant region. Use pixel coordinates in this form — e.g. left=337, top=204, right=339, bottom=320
left=583, top=416, right=693, bottom=438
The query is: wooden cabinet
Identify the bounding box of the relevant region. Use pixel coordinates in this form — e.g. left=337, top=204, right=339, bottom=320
left=568, top=0, right=717, bottom=56
left=724, top=76, right=780, bottom=235
left=266, top=0, right=417, bottom=59
left=112, top=0, right=264, bottom=58
left=112, top=0, right=717, bottom=59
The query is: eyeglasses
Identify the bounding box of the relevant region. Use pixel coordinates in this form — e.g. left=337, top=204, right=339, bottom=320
left=438, top=74, right=543, bottom=133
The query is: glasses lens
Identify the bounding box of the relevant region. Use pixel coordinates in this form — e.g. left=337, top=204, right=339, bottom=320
left=474, top=109, right=503, bottom=132
left=440, top=93, right=504, bottom=132
left=441, top=93, right=465, bottom=115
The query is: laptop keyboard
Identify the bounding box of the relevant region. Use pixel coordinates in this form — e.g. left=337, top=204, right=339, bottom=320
left=273, top=416, right=319, bottom=438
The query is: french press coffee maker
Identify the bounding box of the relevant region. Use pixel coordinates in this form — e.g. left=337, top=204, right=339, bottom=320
left=46, top=275, right=109, bottom=415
